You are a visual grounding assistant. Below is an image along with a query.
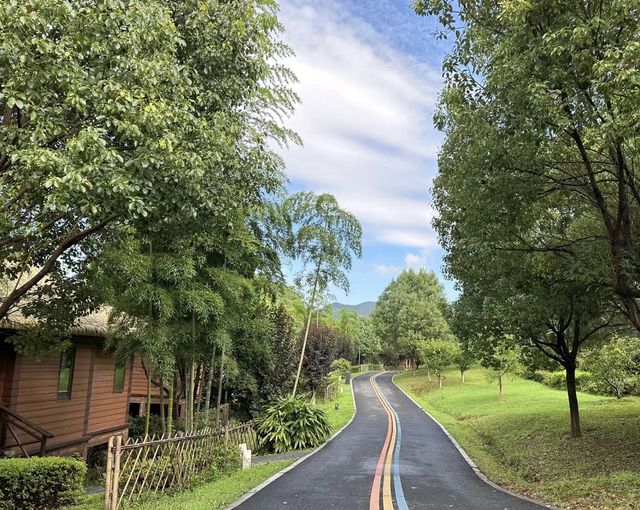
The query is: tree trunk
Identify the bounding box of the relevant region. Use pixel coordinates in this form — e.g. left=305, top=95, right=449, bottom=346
left=184, top=364, right=190, bottom=432
left=438, top=375, right=443, bottom=389
left=498, top=375, right=503, bottom=397
left=167, top=373, right=174, bottom=435
left=159, top=375, right=166, bottom=434
left=195, top=363, right=202, bottom=415
left=144, top=358, right=152, bottom=438
left=292, top=257, right=322, bottom=396
left=427, top=368, right=431, bottom=381
left=461, top=370, right=465, bottom=384
left=565, top=363, right=582, bottom=438
left=216, top=342, right=226, bottom=426
left=204, top=346, right=217, bottom=422
left=189, top=361, right=196, bottom=431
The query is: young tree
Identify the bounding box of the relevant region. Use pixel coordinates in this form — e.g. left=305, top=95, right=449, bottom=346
left=454, top=340, right=474, bottom=384
left=419, top=339, right=460, bottom=389
left=486, top=339, right=521, bottom=398
left=285, top=192, right=362, bottom=396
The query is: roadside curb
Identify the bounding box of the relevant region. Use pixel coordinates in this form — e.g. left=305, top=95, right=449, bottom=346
left=390, top=372, right=561, bottom=510
left=225, top=372, right=369, bottom=509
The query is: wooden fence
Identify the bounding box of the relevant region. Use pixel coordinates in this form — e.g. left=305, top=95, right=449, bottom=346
left=104, top=423, right=256, bottom=510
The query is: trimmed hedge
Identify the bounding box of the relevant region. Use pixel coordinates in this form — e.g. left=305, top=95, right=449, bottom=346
left=0, top=456, right=86, bottom=510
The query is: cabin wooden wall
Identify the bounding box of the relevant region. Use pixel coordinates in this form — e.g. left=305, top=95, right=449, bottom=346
left=130, top=356, right=162, bottom=398
left=5, top=338, right=133, bottom=454
left=13, top=345, right=92, bottom=448
left=87, top=351, right=131, bottom=434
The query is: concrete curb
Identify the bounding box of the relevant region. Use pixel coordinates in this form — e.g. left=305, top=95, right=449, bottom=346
left=390, top=372, right=561, bottom=510
left=225, top=372, right=369, bottom=509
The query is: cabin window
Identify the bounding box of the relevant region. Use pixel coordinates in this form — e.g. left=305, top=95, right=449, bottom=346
left=113, top=362, right=126, bottom=393
left=57, top=348, right=75, bottom=399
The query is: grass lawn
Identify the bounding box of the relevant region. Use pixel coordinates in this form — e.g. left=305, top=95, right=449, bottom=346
left=317, top=379, right=356, bottom=434
left=66, top=460, right=293, bottom=510
left=395, top=367, right=640, bottom=510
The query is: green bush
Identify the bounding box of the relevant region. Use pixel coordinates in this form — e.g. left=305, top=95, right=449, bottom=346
left=128, top=414, right=166, bottom=439
left=536, top=369, right=602, bottom=394
left=0, top=456, right=86, bottom=510
left=256, top=395, right=332, bottom=454
left=330, top=358, right=352, bottom=378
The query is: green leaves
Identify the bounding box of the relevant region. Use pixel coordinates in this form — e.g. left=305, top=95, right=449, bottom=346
left=0, top=0, right=298, bottom=342
left=285, top=192, right=362, bottom=296
left=256, top=395, right=332, bottom=454
left=372, top=269, right=452, bottom=364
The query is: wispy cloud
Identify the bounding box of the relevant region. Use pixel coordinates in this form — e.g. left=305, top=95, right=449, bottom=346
left=279, top=0, right=442, bottom=250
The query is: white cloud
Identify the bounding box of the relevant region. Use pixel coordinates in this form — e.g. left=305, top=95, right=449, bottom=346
left=278, top=0, right=442, bottom=250
left=374, top=263, right=403, bottom=276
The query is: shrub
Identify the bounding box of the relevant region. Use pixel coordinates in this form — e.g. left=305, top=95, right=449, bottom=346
left=536, top=369, right=605, bottom=394
left=256, top=395, right=332, bottom=454
left=583, top=337, right=640, bottom=398
left=330, top=358, right=351, bottom=378
left=0, top=456, right=86, bottom=509
left=128, top=414, right=166, bottom=439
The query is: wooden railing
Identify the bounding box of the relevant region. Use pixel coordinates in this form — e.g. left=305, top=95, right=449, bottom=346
left=0, top=404, right=53, bottom=457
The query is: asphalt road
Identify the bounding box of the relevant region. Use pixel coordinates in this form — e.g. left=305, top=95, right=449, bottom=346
left=232, top=372, right=549, bottom=510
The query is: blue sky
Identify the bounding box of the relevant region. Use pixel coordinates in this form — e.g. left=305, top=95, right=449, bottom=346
left=278, top=0, right=456, bottom=304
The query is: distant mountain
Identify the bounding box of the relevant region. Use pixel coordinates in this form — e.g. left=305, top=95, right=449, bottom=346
left=331, top=301, right=376, bottom=317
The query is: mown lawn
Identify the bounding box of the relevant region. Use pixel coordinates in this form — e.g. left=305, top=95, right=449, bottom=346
left=317, top=379, right=356, bottom=434
left=67, top=460, right=293, bottom=510
left=395, top=367, right=640, bottom=510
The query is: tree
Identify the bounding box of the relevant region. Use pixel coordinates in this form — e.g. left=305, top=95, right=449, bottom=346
left=419, top=339, right=459, bottom=389
left=0, top=0, right=297, bottom=348
left=453, top=341, right=474, bottom=384
left=420, top=0, right=638, bottom=437
left=415, top=0, right=640, bottom=331
left=372, top=270, right=452, bottom=371
left=285, top=192, right=362, bottom=396
left=485, top=339, right=521, bottom=398
left=301, top=323, right=341, bottom=398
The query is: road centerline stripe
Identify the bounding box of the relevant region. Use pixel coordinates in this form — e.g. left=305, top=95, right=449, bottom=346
left=374, top=375, right=409, bottom=510
left=370, top=374, right=394, bottom=510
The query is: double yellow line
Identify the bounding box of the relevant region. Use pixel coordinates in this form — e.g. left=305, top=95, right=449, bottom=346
left=369, top=373, right=398, bottom=510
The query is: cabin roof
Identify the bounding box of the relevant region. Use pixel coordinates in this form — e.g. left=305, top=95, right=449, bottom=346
left=0, top=308, right=110, bottom=338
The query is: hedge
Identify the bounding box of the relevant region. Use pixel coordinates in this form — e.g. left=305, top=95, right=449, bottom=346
left=0, top=456, right=86, bottom=510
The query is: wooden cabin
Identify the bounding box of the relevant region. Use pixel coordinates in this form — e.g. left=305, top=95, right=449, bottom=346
left=0, top=311, right=164, bottom=458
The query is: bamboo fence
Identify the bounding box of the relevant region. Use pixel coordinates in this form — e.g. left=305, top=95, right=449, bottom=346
left=104, top=423, right=256, bottom=510
left=324, top=382, right=337, bottom=401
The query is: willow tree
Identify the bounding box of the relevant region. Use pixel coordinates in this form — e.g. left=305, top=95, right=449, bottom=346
left=286, top=193, right=362, bottom=396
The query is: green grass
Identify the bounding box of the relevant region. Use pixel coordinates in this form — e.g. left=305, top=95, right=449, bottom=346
left=395, top=367, right=640, bottom=510
left=317, top=380, right=356, bottom=434
left=66, top=461, right=293, bottom=510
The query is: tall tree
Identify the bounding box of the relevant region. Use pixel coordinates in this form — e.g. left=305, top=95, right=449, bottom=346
left=285, top=192, right=362, bottom=396
left=372, top=270, right=452, bottom=370
left=415, top=0, right=640, bottom=330
left=0, top=0, right=297, bottom=348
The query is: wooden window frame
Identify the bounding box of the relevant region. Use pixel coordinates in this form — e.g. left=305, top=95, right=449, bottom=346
left=57, top=348, right=76, bottom=400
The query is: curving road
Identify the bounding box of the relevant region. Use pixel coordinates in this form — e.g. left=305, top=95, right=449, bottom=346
left=231, top=372, right=549, bottom=510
